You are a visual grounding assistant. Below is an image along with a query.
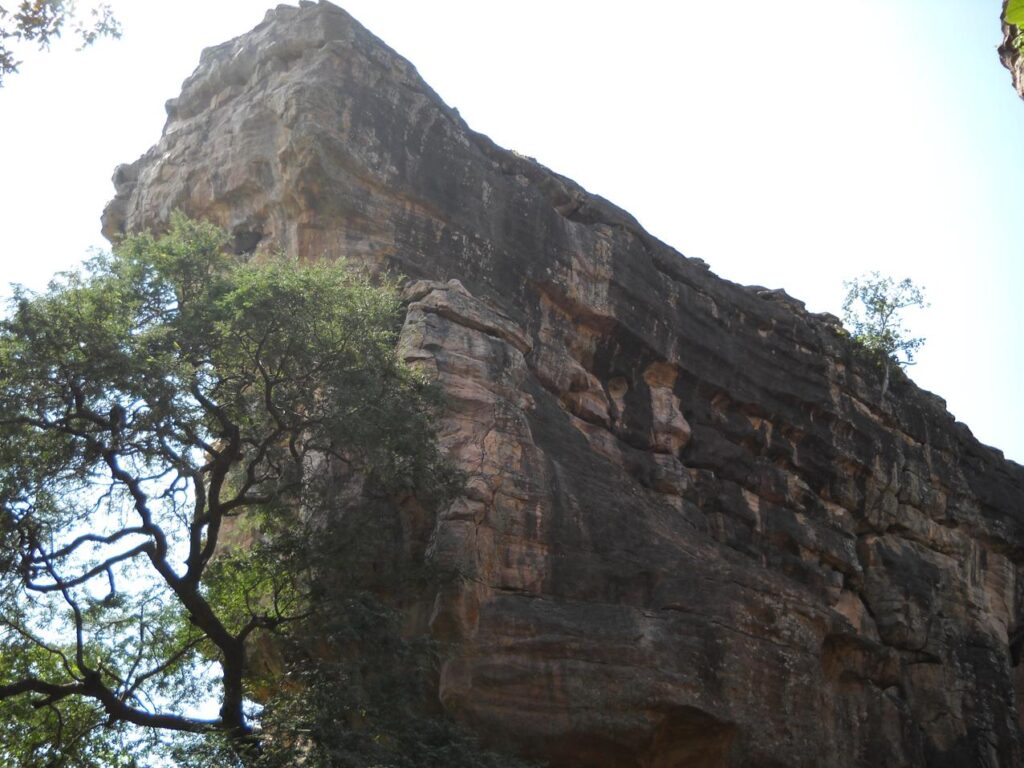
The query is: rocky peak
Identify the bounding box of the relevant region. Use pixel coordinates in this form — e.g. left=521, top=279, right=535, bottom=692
left=105, top=3, right=1024, bottom=765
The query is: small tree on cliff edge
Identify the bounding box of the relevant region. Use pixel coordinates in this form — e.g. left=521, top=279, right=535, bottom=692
left=842, top=271, right=928, bottom=399
left=0, top=215, right=459, bottom=765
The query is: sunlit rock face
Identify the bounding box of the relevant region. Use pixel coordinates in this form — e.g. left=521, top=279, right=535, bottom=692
left=104, top=3, right=1024, bottom=765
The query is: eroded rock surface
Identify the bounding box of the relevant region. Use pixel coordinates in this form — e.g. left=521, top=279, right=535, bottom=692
left=105, top=3, right=1024, bottom=765
left=1001, top=1, right=1024, bottom=100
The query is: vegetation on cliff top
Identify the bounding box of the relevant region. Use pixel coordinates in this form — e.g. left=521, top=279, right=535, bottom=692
left=842, top=271, right=928, bottom=399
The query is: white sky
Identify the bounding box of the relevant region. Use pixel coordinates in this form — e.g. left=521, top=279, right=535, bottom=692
left=1, top=0, right=1022, bottom=463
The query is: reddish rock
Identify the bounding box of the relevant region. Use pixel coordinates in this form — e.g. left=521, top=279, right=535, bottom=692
left=104, top=3, right=1024, bottom=765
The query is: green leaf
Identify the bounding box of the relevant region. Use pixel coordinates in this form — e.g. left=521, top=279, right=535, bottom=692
left=1007, top=0, right=1024, bottom=27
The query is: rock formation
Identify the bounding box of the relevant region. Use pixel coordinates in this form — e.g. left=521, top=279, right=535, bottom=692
left=1001, top=2, right=1024, bottom=102
left=103, top=3, right=1024, bottom=765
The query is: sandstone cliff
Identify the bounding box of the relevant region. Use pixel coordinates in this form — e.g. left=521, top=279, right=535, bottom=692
left=103, top=3, right=1024, bottom=766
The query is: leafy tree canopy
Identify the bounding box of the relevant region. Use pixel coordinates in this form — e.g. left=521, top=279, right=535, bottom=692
left=0, top=215, right=461, bottom=764
left=0, top=1, right=120, bottom=84
left=841, top=271, right=928, bottom=399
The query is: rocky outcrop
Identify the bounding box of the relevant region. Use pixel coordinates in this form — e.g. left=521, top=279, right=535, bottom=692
left=1000, top=1, right=1024, bottom=99
left=104, top=3, right=1024, bottom=765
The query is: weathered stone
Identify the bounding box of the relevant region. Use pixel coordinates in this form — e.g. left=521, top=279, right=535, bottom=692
left=104, top=3, right=1024, bottom=765
left=1001, top=1, right=1024, bottom=100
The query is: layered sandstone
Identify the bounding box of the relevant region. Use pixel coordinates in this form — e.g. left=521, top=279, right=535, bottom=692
left=103, top=3, right=1024, bottom=766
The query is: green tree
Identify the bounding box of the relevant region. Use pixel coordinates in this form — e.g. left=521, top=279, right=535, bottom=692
left=842, top=271, right=928, bottom=399
left=0, top=1, right=120, bottom=85
left=0, top=214, right=458, bottom=764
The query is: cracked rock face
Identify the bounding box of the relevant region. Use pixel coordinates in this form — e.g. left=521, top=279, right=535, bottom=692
left=104, top=3, right=1024, bottom=766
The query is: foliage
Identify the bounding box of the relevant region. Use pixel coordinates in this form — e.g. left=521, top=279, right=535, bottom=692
left=253, top=592, right=540, bottom=768
left=841, top=271, right=928, bottom=398
left=0, top=1, right=121, bottom=84
left=0, top=638, right=155, bottom=767
left=0, top=214, right=459, bottom=763
left=1004, top=0, right=1024, bottom=52
left=1007, top=0, right=1024, bottom=28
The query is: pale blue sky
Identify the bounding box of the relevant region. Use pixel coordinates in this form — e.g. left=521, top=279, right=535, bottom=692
left=1, top=1, right=1021, bottom=462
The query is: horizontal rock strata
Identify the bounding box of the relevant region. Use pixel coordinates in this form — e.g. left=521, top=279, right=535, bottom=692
left=104, top=3, right=1024, bottom=766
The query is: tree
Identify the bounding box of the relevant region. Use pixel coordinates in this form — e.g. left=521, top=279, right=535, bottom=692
left=0, top=214, right=458, bottom=764
left=842, top=271, right=928, bottom=399
left=0, top=1, right=120, bottom=85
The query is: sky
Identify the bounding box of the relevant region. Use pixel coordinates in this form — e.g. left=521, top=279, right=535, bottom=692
left=1, top=0, right=1022, bottom=463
